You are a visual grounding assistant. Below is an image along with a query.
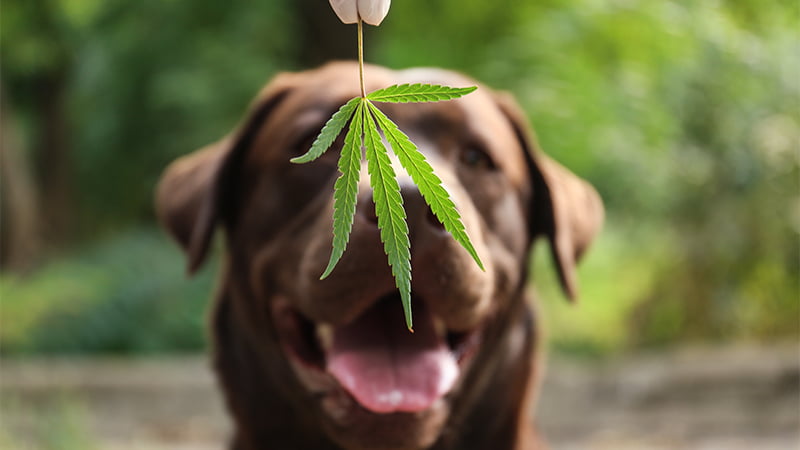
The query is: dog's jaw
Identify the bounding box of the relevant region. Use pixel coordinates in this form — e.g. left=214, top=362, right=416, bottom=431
left=325, top=298, right=459, bottom=414
left=270, top=291, right=487, bottom=448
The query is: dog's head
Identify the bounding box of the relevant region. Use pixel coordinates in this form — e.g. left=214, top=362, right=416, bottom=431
left=156, top=62, right=602, bottom=449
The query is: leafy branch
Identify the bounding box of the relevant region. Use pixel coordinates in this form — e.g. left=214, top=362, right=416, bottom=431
left=292, top=85, right=479, bottom=330
left=291, top=13, right=480, bottom=331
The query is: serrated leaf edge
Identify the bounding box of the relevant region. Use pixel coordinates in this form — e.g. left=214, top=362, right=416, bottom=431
left=367, top=83, right=477, bottom=104
left=367, top=101, right=485, bottom=271
left=320, top=100, right=365, bottom=279
left=291, top=96, right=360, bottom=164
left=362, top=101, right=414, bottom=331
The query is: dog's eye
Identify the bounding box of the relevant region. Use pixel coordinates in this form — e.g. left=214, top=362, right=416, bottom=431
left=460, top=144, right=496, bottom=170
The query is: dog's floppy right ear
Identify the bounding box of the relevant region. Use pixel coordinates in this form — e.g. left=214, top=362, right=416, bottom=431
left=155, top=82, right=291, bottom=275
left=494, top=92, right=604, bottom=301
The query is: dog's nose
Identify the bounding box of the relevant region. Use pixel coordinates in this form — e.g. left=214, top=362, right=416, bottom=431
left=355, top=151, right=447, bottom=235
left=407, top=188, right=447, bottom=232
left=357, top=184, right=445, bottom=232
left=360, top=196, right=380, bottom=225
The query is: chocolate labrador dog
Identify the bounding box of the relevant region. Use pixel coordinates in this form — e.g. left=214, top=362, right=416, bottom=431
left=156, top=62, right=602, bottom=450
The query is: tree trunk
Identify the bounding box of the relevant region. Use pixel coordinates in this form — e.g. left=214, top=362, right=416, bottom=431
left=0, top=98, right=42, bottom=271
left=293, top=0, right=375, bottom=66
left=33, top=72, right=72, bottom=247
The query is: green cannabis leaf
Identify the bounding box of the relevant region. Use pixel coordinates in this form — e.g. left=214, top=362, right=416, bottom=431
left=290, top=97, right=361, bottom=164
left=320, top=101, right=365, bottom=279
left=367, top=101, right=484, bottom=271
left=367, top=83, right=477, bottom=103
left=295, top=2, right=481, bottom=331
left=362, top=105, right=413, bottom=327
left=292, top=84, right=478, bottom=331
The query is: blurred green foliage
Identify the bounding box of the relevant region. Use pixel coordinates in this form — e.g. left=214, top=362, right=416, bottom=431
left=2, top=0, right=296, bottom=232
left=1, top=0, right=797, bottom=355
left=0, top=230, right=214, bottom=354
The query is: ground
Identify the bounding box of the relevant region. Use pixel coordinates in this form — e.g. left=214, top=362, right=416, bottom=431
left=1, top=345, right=797, bottom=449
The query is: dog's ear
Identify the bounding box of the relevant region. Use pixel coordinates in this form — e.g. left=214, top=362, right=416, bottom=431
left=155, top=80, right=292, bottom=275
left=494, top=92, right=604, bottom=300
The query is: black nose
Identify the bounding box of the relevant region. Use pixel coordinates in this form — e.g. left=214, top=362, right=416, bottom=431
left=423, top=202, right=445, bottom=230
left=357, top=185, right=445, bottom=233
left=360, top=195, right=380, bottom=225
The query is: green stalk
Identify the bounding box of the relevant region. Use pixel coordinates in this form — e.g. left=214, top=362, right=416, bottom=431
left=358, top=18, right=366, bottom=98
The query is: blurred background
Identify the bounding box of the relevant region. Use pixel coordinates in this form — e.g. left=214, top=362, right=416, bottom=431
left=1, top=0, right=798, bottom=449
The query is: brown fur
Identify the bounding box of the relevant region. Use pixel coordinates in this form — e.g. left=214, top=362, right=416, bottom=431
left=156, top=62, right=603, bottom=450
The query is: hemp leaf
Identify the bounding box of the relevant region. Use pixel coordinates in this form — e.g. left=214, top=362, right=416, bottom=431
left=362, top=104, right=413, bottom=327
left=320, top=100, right=365, bottom=279
left=367, top=83, right=477, bottom=103
left=290, top=97, right=361, bottom=164
left=366, top=101, right=484, bottom=272
left=292, top=85, right=478, bottom=331
left=293, top=6, right=481, bottom=331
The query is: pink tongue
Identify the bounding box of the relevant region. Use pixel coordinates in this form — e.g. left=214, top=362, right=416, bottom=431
left=327, top=299, right=458, bottom=414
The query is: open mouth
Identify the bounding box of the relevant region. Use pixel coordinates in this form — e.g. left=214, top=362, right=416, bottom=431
left=271, top=292, right=482, bottom=414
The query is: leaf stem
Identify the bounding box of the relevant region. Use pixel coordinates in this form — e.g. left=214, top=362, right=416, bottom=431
left=358, top=18, right=366, bottom=98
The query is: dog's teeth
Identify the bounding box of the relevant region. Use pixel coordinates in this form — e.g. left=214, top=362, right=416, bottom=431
left=433, top=317, right=448, bottom=339
left=316, top=324, right=334, bottom=350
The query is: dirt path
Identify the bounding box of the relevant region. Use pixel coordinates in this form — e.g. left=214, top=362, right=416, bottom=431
left=1, top=345, right=797, bottom=449
left=535, top=345, right=799, bottom=449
